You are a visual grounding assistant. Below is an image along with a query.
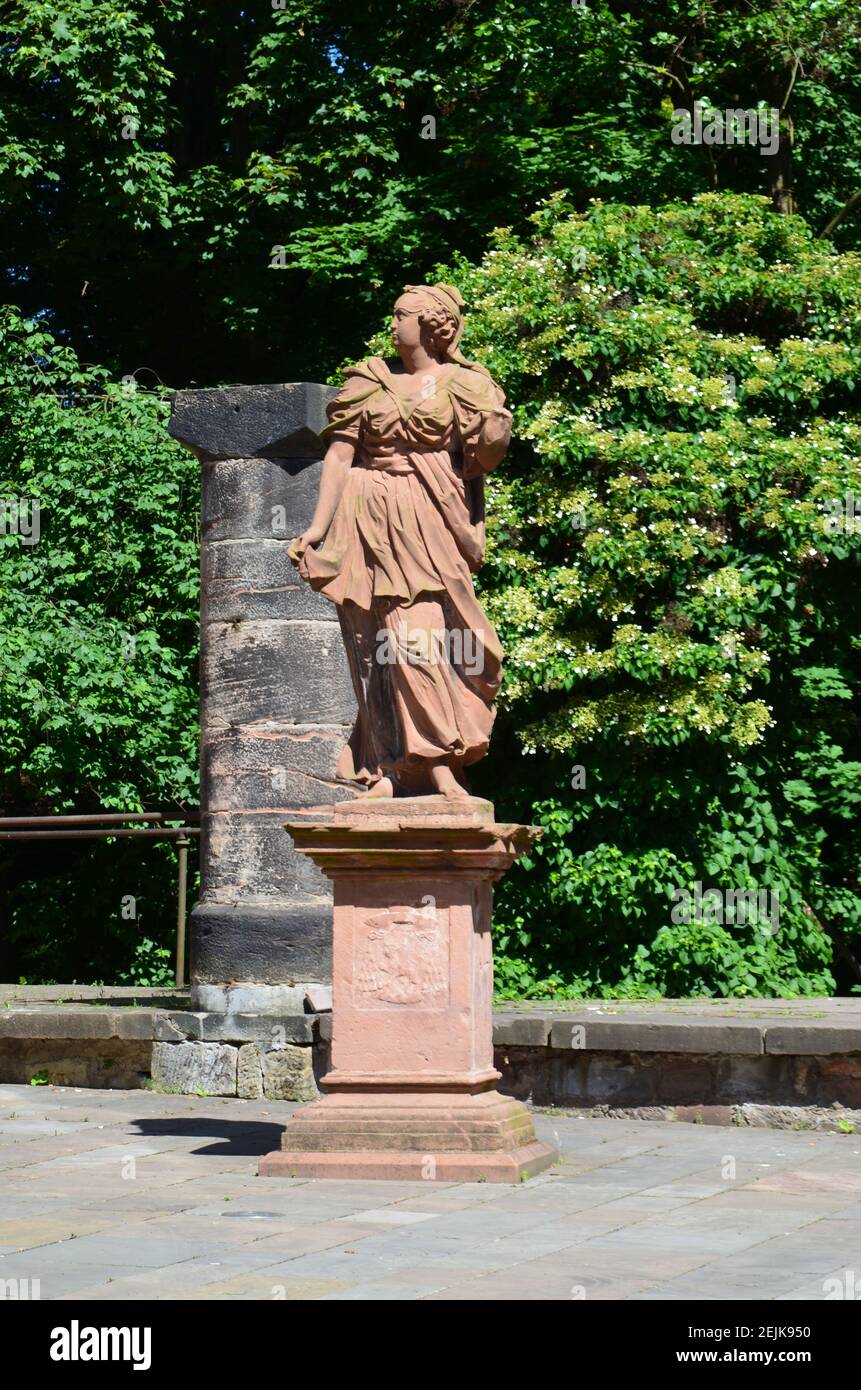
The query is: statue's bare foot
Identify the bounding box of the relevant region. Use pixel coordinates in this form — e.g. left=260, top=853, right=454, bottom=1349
left=429, top=764, right=472, bottom=801
left=335, top=745, right=357, bottom=781
left=360, top=776, right=395, bottom=799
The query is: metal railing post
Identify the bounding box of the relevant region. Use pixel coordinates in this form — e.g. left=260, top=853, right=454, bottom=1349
left=175, top=834, right=191, bottom=988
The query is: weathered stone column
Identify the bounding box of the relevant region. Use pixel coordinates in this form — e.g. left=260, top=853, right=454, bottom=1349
left=168, top=384, right=355, bottom=1014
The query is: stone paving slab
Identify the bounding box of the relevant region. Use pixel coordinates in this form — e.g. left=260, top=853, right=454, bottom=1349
left=498, top=997, right=861, bottom=1017
left=0, top=1084, right=859, bottom=1301
left=497, top=996, right=861, bottom=1051
left=0, top=986, right=190, bottom=1006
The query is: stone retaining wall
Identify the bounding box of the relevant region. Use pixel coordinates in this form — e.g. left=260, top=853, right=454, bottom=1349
left=152, top=1009, right=324, bottom=1100
left=3, top=994, right=861, bottom=1131
left=496, top=1046, right=861, bottom=1131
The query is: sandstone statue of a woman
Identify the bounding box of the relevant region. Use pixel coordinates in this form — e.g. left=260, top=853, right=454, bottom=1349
left=289, top=284, right=511, bottom=800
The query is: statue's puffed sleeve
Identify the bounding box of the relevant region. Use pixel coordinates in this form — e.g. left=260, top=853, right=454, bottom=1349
left=449, top=367, right=513, bottom=479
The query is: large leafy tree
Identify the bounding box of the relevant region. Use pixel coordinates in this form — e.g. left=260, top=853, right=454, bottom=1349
left=422, top=192, right=860, bottom=997
left=1, top=0, right=859, bottom=387
left=0, top=309, right=197, bottom=982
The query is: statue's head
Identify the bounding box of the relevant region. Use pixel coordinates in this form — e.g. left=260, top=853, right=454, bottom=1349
left=391, top=283, right=465, bottom=361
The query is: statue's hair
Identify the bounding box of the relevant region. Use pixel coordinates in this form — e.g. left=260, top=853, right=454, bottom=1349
left=401, top=282, right=489, bottom=373
left=417, top=300, right=460, bottom=357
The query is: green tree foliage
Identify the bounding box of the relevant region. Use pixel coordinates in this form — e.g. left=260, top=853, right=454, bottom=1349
left=0, top=308, right=198, bottom=981
left=1, top=0, right=859, bottom=386
left=425, top=192, right=860, bottom=998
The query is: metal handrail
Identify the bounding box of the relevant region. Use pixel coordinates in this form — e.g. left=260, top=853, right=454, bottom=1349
left=0, top=829, right=199, bottom=839
left=0, top=812, right=200, bottom=987
left=0, top=813, right=173, bottom=825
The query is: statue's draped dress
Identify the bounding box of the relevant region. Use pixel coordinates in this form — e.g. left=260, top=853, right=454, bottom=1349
left=298, top=356, right=506, bottom=792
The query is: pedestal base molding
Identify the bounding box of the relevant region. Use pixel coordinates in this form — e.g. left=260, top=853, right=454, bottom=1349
left=259, top=1089, right=556, bottom=1182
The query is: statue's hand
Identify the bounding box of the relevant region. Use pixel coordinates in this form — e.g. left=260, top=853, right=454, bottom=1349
left=288, top=525, right=325, bottom=566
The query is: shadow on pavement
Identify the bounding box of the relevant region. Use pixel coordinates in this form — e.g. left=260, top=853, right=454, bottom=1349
left=131, top=1116, right=283, bottom=1156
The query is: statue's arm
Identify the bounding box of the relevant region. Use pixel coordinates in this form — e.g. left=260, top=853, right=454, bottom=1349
left=460, top=407, right=512, bottom=480
left=470, top=408, right=512, bottom=474
left=290, top=437, right=355, bottom=557
left=452, top=376, right=512, bottom=480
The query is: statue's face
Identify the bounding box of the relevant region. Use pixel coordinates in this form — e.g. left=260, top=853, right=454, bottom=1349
left=390, top=292, right=427, bottom=352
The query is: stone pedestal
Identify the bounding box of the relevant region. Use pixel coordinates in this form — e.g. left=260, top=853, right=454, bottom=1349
left=260, top=798, right=558, bottom=1182
left=168, top=384, right=356, bottom=1013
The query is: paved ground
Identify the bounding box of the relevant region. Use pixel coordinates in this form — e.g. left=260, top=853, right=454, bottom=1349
left=0, top=1083, right=859, bottom=1301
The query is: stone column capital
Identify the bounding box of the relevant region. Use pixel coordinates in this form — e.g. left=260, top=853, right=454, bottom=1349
left=169, top=382, right=336, bottom=461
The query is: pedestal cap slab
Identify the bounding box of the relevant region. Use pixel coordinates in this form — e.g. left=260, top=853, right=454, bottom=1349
left=285, top=795, right=540, bottom=877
